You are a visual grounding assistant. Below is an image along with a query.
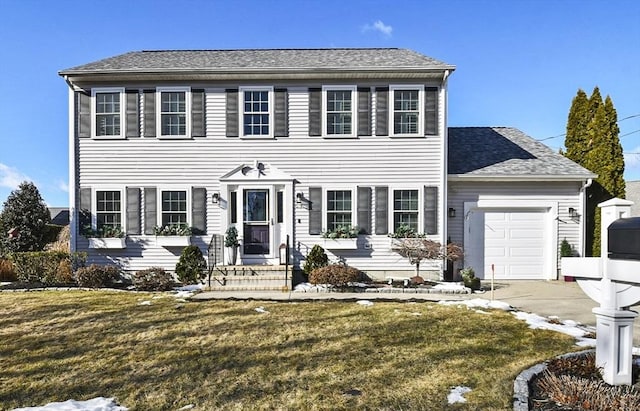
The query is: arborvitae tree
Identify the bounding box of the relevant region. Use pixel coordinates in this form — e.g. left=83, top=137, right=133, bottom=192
left=0, top=181, right=51, bottom=253
left=563, top=87, right=625, bottom=256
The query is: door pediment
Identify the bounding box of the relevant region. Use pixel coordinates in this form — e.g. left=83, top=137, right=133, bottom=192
left=220, top=161, right=294, bottom=182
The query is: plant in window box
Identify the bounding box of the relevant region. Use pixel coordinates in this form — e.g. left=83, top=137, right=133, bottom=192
left=153, top=224, right=192, bottom=247
left=321, top=225, right=359, bottom=250
left=224, top=226, right=240, bottom=265
left=82, top=225, right=126, bottom=249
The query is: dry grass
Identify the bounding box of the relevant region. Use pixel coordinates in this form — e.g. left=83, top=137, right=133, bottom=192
left=0, top=291, right=578, bottom=410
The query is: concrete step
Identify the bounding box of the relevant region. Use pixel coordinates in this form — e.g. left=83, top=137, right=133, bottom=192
left=206, top=266, right=292, bottom=291
left=207, top=285, right=291, bottom=292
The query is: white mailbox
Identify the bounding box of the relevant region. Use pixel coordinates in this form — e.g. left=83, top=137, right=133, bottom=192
left=561, top=198, right=640, bottom=385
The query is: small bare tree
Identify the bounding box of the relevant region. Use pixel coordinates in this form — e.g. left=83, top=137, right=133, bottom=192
left=395, top=239, right=463, bottom=281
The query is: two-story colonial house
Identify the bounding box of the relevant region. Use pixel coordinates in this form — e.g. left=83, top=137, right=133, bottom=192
left=59, top=48, right=595, bottom=282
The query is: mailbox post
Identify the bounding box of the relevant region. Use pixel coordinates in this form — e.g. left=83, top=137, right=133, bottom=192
left=561, top=198, right=640, bottom=385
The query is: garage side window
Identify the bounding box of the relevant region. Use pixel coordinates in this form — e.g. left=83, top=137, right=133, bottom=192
left=393, top=189, right=419, bottom=232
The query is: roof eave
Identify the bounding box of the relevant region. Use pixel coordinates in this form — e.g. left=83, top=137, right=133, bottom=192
left=448, top=173, right=597, bottom=182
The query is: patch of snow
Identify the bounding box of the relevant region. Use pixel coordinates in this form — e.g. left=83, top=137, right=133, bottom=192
left=439, top=298, right=513, bottom=311
left=175, top=284, right=204, bottom=292
left=511, top=311, right=587, bottom=338
left=292, top=282, right=331, bottom=293
left=474, top=310, right=490, bottom=315
left=412, top=312, right=422, bottom=316
left=12, top=397, right=127, bottom=411
left=138, top=300, right=151, bottom=306
left=175, top=298, right=188, bottom=303
left=432, top=283, right=470, bottom=292
left=1, top=282, right=12, bottom=286
left=151, top=295, right=164, bottom=299
left=356, top=300, right=374, bottom=306
left=177, top=405, right=195, bottom=410
left=255, top=306, right=269, bottom=313
left=447, top=386, right=472, bottom=404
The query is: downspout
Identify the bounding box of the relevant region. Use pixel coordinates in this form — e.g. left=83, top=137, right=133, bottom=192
left=63, top=75, right=77, bottom=254
left=579, top=178, right=593, bottom=257
left=441, top=69, right=451, bottom=280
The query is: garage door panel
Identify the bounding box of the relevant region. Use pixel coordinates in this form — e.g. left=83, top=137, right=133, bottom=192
left=510, top=247, right=544, bottom=257
left=485, top=228, right=506, bottom=240
left=485, top=246, right=507, bottom=257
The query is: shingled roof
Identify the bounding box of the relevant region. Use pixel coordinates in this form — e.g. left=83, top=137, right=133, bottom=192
left=59, top=48, right=454, bottom=75
left=448, top=127, right=595, bottom=180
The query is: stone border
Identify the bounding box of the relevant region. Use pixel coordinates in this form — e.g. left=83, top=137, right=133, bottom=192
left=513, top=349, right=594, bottom=410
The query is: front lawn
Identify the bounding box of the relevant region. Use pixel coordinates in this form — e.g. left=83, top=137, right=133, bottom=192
left=0, top=291, right=577, bottom=410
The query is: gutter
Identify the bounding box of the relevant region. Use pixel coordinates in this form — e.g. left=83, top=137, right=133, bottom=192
left=63, top=75, right=77, bottom=254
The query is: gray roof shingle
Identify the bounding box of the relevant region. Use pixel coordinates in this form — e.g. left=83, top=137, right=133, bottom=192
left=448, top=127, right=595, bottom=179
left=59, top=48, right=454, bottom=74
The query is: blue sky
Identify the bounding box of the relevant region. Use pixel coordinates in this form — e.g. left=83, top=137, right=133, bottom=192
left=0, top=0, right=638, bottom=207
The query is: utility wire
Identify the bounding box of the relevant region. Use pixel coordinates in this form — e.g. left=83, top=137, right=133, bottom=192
left=535, top=112, right=640, bottom=142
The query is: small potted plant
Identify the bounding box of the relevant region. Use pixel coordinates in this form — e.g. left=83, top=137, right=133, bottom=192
left=321, top=225, right=359, bottom=250
left=225, top=226, right=240, bottom=265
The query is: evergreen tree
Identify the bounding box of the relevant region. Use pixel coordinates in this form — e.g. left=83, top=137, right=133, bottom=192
left=0, top=181, right=51, bottom=253
left=564, top=89, right=590, bottom=162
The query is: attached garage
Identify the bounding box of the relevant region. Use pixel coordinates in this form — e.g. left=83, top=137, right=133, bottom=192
left=464, top=207, right=550, bottom=279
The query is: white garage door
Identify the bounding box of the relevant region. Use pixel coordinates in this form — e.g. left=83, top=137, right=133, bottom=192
left=466, top=209, right=547, bottom=280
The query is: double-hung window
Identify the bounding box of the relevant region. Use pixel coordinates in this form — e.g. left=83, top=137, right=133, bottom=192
left=241, top=87, right=273, bottom=137
left=323, top=86, right=356, bottom=137
left=96, top=190, right=122, bottom=231
left=93, top=88, right=124, bottom=138
left=393, top=189, right=419, bottom=232
left=390, top=85, right=423, bottom=137
left=158, top=87, right=190, bottom=138
left=327, top=190, right=353, bottom=231
left=161, top=190, right=188, bottom=227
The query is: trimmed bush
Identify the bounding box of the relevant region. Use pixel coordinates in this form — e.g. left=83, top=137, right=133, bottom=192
left=133, top=267, right=175, bottom=291
left=461, top=267, right=481, bottom=291
left=309, top=264, right=363, bottom=287
left=0, top=258, right=17, bottom=282
left=175, top=245, right=206, bottom=284
left=11, top=251, right=86, bottom=285
left=75, top=264, right=120, bottom=288
left=303, top=245, right=328, bottom=276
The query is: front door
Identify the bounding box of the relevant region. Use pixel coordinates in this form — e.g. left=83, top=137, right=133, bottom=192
left=243, top=189, right=270, bottom=255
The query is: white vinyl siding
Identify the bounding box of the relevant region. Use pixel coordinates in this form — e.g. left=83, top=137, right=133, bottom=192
left=92, top=88, right=124, bottom=139
left=323, top=86, right=356, bottom=138
left=157, top=87, right=190, bottom=138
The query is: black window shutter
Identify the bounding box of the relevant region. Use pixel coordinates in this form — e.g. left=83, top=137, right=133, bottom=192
left=375, top=186, right=388, bottom=235
left=76, top=91, right=91, bottom=138
left=143, top=90, right=156, bottom=137
left=357, top=187, right=372, bottom=234
left=144, top=187, right=157, bottom=235
left=126, top=90, right=140, bottom=138
left=230, top=191, right=237, bottom=224
left=226, top=89, right=239, bottom=137
left=425, top=87, right=438, bottom=135
left=79, top=187, right=92, bottom=232
left=308, top=88, right=321, bottom=136
left=375, top=87, right=388, bottom=136
left=192, top=89, right=206, bottom=138
left=357, top=87, right=371, bottom=136
left=424, top=186, right=438, bottom=235
left=309, top=187, right=322, bottom=235
left=126, top=187, right=141, bottom=235
left=274, top=88, right=288, bottom=137
left=191, top=187, right=207, bottom=235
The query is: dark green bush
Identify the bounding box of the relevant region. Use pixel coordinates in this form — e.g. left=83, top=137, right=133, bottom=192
left=133, top=267, right=175, bottom=291
left=11, top=251, right=86, bottom=285
left=560, top=238, right=574, bottom=257
left=309, top=264, right=363, bottom=287
left=43, top=224, right=65, bottom=245
left=461, top=267, right=481, bottom=291
left=175, top=245, right=206, bottom=284
left=75, top=264, right=120, bottom=288
left=303, top=245, right=328, bottom=276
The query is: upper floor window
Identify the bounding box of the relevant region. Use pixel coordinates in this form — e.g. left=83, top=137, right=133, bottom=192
left=393, top=189, right=419, bottom=232
left=96, top=190, right=123, bottom=231
left=157, top=87, right=190, bottom=138
left=92, top=88, right=124, bottom=138
left=241, top=87, right=273, bottom=137
left=161, top=190, right=188, bottom=227
left=323, top=86, right=356, bottom=137
left=390, top=86, right=422, bottom=137
left=327, top=190, right=353, bottom=231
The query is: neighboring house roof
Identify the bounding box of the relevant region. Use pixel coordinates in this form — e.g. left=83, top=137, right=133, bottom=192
left=626, top=180, right=640, bottom=216
left=59, top=48, right=455, bottom=80
left=448, top=127, right=596, bottom=180
left=49, top=207, right=70, bottom=226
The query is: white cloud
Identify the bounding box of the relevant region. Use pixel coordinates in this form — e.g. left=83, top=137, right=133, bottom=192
left=0, top=163, right=31, bottom=190
left=624, top=147, right=640, bottom=172
left=362, top=20, right=393, bottom=37
left=56, top=179, right=69, bottom=193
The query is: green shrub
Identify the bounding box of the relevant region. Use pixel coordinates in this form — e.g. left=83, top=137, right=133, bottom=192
left=75, top=264, right=120, bottom=288
left=560, top=238, right=574, bottom=257
left=132, top=267, right=175, bottom=291
left=11, top=251, right=86, bottom=285
left=461, top=267, right=481, bottom=291
left=0, top=258, right=17, bottom=282
left=175, top=245, right=206, bottom=284
left=309, top=264, right=363, bottom=287
left=303, top=245, right=328, bottom=276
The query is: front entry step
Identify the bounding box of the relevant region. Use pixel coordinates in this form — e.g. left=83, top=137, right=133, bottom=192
left=207, top=265, right=292, bottom=291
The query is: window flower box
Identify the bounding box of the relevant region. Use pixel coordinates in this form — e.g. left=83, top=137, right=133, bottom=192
left=156, top=236, right=191, bottom=248
left=321, top=238, right=358, bottom=250
left=88, top=237, right=127, bottom=249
